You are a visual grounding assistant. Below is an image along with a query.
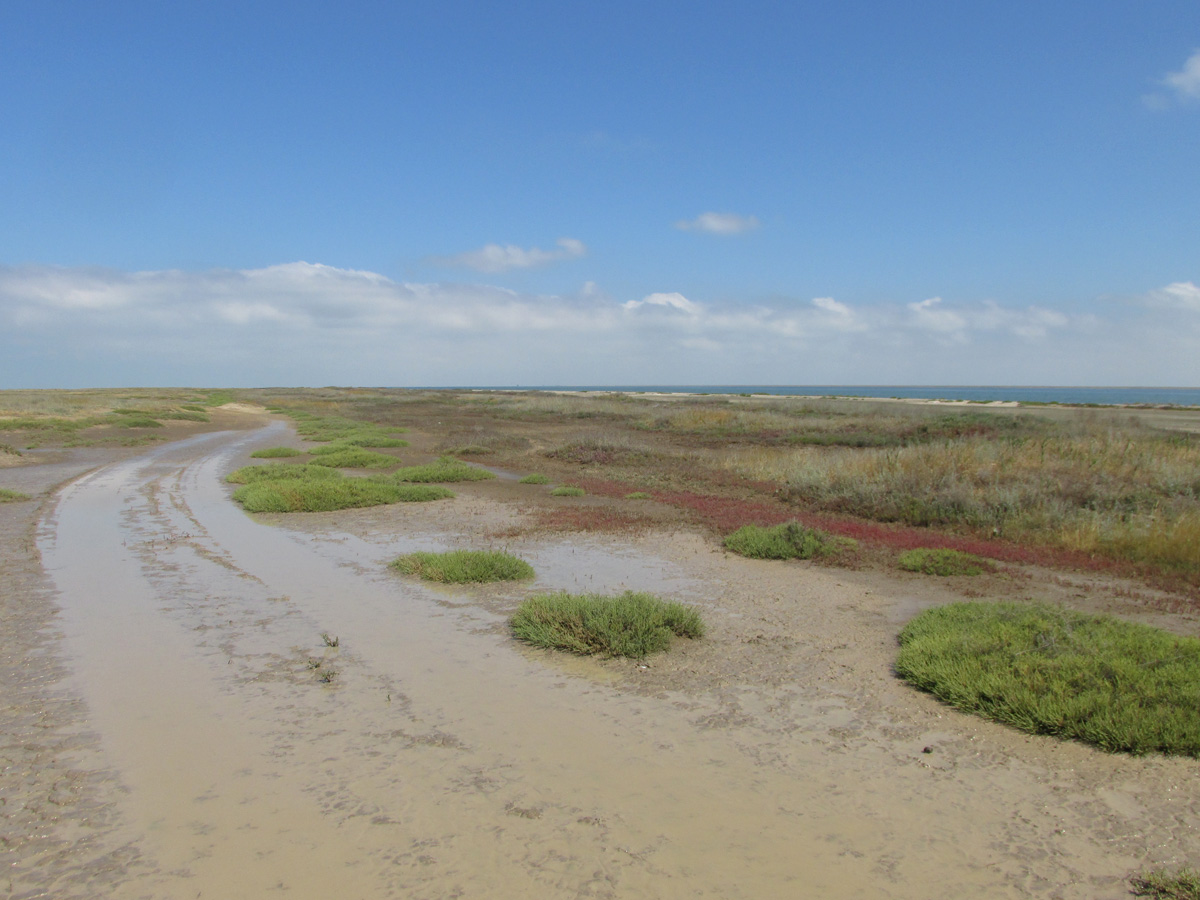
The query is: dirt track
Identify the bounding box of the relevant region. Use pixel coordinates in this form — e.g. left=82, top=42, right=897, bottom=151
left=3, top=414, right=1199, bottom=898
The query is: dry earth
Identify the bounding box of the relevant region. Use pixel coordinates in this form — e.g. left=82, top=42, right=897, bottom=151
left=1, top=407, right=1198, bottom=899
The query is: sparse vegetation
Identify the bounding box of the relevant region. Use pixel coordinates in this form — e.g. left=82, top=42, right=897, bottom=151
left=391, top=456, right=495, bottom=483
left=511, top=590, right=704, bottom=658
left=1131, top=867, right=1200, bottom=899
left=898, top=548, right=990, bottom=576
left=550, top=485, right=586, bottom=497
left=321, top=632, right=339, bottom=647
left=519, top=473, right=550, bottom=484
left=250, top=446, right=304, bottom=458
left=226, top=463, right=341, bottom=484
left=306, top=448, right=398, bottom=469
left=389, top=549, right=534, bottom=583
left=231, top=469, right=452, bottom=512
left=896, top=602, right=1200, bottom=756
left=724, top=521, right=852, bottom=561
left=625, top=491, right=651, bottom=500
left=0, top=488, right=31, bottom=502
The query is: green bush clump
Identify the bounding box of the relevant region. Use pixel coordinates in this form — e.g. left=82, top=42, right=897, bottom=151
left=0, top=488, right=31, bottom=502
left=550, top=485, right=585, bottom=497
left=307, top=448, right=398, bottom=469
left=390, top=549, right=534, bottom=583
left=226, top=463, right=341, bottom=484
left=110, top=415, right=162, bottom=428
left=519, top=473, right=550, bottom=484
left=723, top=521, right=849, bottom=560
left=511, top=591, right=704, bottom=659
left=233, top=478, right=452, bottom=512
left=392, top=457, right=495, bottom=483
left=625, top=491, right=651, bottom=500
left=897, top=602, right=1200, bottom=756
left=309, top=435, right=409, bottom=450
left=251, top=446, right=304, bottom=458
left=898, top=548, right=989, bottom=576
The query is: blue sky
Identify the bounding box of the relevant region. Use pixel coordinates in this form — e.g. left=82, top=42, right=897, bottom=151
left=2, top=1, right=1198, bottom=387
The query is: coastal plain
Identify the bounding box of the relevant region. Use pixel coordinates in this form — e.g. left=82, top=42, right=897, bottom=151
left=2, top=388, right=1199, bottom=899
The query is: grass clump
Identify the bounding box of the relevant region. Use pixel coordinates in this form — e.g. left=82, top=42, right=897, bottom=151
left=625, top=491, right=652, bottom=500
left=226, top=463, right=341, bottom=484
left=896, top=602, right=1200, bottom=756
left=0, top=488, right=31, bottom=502
left=511, top=591, right=704, bottom=659
left=898, top=548, right=989, bottom=576
left=1131, top=867, right=1200, bottom=899
left=392, top=456, right=495, bottom=483
left=519, top=473, right=550, bottom=484
left=250, top=446, right=304, bottom=458
left=390, top=549, right=534, bottom=583
left=724, top=521, right=850, bottom=560
left=233, top=478, right=451, bottom=512
left=550, top=485, right=586, bottom=497
left=307, top=448, right=398, bottom=469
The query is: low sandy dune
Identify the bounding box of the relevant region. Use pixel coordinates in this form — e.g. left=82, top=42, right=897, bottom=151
left=3, top=419, right=1198, bottom=899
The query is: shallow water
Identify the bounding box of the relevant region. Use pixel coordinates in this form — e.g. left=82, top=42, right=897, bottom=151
left=36, top=424, right=1194, bottom=898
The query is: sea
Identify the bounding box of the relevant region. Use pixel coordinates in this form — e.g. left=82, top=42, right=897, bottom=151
left=475, top=386, right=1200, bottom=407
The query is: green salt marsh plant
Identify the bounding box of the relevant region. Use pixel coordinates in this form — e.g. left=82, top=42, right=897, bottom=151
left=898, top=548, right=990, bottom=576
left=391, top=456, right=496, bottom=483
left=511, top=590, right=704, bottom=659
left=390, top=549, right=534, bottom=583
left=550, top=485, right=585, bottom=497
left=250, top=446, right=304, bottom=458
left=896, top=602, right=1200, bottom=756
left=723, top=521, right=851, bottom=560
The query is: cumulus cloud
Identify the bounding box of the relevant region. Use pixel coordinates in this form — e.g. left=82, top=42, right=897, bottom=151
left=674, top=212, right=761, bottom=235
left=431, top=237, right=587, bottom=273
left=1164, top=50, right=1200, bottom=101
left=622, top=292, right=699, bottom=314
left=0, top=262, right=1194, bottom=387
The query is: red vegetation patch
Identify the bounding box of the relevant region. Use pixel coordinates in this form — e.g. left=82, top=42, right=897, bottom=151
left=645, top=488, right=1173, bottom=583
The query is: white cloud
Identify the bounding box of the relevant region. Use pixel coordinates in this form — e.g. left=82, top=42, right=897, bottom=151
left=1143, top=281, right=1200, bottom=311
left=1, top=263, right=1194, bottom=388
left=432, top=237, right=587, bottom=273
left=908, top=296, right=967, bottom=335
left=623, top=292, right=699, bottom=314
left=674, top=212, right=761, bottom=235
left=1164, top=50, right=1200, bottom=101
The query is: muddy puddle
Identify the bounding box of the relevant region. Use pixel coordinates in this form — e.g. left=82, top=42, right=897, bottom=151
left=32, top=424, right=1200, bottom=898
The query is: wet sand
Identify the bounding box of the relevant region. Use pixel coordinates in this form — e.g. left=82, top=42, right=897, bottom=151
left=4, top=416, right=1199, bottom=898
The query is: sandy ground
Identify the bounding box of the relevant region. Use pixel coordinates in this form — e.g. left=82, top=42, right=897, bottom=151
left=2, top=411, right=1199, bottom=899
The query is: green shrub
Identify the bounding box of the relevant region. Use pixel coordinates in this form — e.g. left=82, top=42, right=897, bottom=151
left=233, top=478, right=452, bottom=512
left=723, top=521, right=849, bottom=560
left=392, top=456, right=496, bottom=483
left=897, top=602, right=1200, bottom=756
left=390, top=550, right=534, bottom=583
left=0, top=488, right=31, bottom=502
left=251, top=446, right=304, bottom=458
left=307, top=448, right=398, bottom=469
left=309, top=435, right=409, bottom=450
left=898, top=548, right=989, bottom=576
left=1131, top=867, right=1200, bottom=899
left=511, top=591, right=704, bottom=659
left=519, top=473, right=550, bottom=484
left=110, top=416, right=162, bottom=428
left=550, top=485, right=585, bottom=497
left=226, top=463, right=340, bottom=484
left=625, top=491, right=651, bottom=500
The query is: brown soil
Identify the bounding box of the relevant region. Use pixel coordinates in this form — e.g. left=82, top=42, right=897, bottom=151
left=2, top=404, right=1198, bottom=899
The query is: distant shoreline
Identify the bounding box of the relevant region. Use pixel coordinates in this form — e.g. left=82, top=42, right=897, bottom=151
left=458, top=385, right=1200, bottom=409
